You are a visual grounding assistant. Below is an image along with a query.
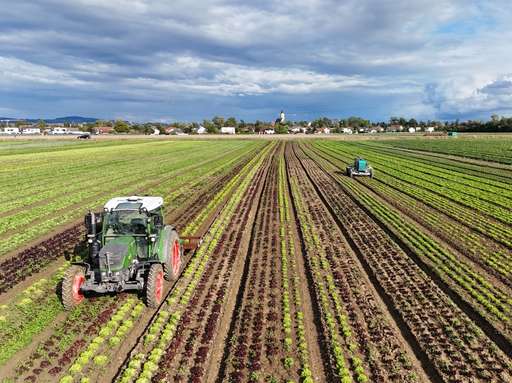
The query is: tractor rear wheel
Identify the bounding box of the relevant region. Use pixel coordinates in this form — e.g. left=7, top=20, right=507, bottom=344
left=146, top=263, right=164, bottom=308
left=163, top=230, right=182, bottom=282
left=62, top=265, right=86, bottom=310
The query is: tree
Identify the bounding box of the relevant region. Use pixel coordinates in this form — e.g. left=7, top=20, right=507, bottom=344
left=113, top=120, right=130, bottom=133
left=83, top=122, right=96, bottom=132
left=203, top=119, right=218, bottom=134
left=37, top=119, right=46, bottom=129
left=347, top=116, right=369, bottom=128
left=225, top=117, right=237, bottom=128
left=274, top=123, right=288, bottom=134
left=212, top=116, right=225, bottom=129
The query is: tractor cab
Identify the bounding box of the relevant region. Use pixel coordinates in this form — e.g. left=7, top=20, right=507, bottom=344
left=346, top=157, right=374, bottom=178
left=100, top=197, right=164, bottom=260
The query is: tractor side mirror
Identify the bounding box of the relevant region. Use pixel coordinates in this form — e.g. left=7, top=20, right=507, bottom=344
left=154, top=215, right=163, bottom=228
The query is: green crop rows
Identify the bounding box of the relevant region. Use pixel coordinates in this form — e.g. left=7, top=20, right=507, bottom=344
left=1, top=136, right=511, bottom=383
left=376, top=136, right=512, bottom=164
left=0, top=139, right=263, bottom=258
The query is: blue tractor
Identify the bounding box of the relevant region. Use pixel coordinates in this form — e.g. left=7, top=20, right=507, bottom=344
left=346, top=157, right=374, bottom=178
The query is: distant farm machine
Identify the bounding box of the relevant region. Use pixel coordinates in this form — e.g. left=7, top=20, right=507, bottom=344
left=61, top=196, right=201, bottom=310
left=346, top=157, right=374, bottom=178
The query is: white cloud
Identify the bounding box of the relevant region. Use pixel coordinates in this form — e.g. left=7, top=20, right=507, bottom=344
left=0, top=57, right=86, bottom=87
left=425, top=74, right=512, bottom=117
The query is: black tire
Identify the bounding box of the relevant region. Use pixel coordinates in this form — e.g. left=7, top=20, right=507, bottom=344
left=62, top=265, right=86, bottom=311
left=163, top=230, right=182, bottom=282
left=146, top=263, right=164, bottom=308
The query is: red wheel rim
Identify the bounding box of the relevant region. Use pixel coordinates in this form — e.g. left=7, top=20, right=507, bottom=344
left=72, top=274, right=85, bottom=303
left=172, top=240, right=181, bottom=276
left=155, top=271, right=163, bottom=302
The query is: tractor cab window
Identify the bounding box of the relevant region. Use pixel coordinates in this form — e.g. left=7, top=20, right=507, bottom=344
left=105, top=210, right=148, bottom=236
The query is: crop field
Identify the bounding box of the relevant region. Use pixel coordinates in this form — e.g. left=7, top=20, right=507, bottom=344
left=0, top=136, right=511, bottom=383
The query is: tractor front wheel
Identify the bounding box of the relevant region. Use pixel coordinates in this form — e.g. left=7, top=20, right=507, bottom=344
left=146, top=264, right=165, bottom=308
left=62, top=265, right=86, bottom=310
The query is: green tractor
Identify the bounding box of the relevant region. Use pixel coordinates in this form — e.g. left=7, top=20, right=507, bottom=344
left=61, top=196, right=199, bottom=310
left=346, top=157, right=374, bottom=178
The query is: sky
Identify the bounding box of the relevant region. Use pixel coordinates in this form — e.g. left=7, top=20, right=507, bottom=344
left=0, top=0, right=511, bottom=122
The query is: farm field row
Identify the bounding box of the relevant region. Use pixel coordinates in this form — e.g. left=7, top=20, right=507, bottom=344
left=376, top=136, right=512, bottom=164
left=0, top=137, right=511, bottom=383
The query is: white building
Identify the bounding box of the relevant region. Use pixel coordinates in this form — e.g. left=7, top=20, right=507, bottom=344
left=22, top=128, right=41, bottom=135
left=426, top=126, right=435, bottom=133
left=408, top=127, right=416, bottom=133
left=3, top=127, right=20, bottom=134
left=51, top=127, right=69, bottom=135
left=342, top=128, right=353, bottom=134
left=221, top=127, right=236, bottom=134
left=264, top=129, right=275, bottom=135
left=196, top=126, right=206, bottom=134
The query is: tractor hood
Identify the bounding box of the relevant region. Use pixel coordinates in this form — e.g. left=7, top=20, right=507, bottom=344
left=98, top=236, right=136, bottom=272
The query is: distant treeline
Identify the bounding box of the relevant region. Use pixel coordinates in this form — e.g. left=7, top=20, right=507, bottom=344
left=309, top=115, right=512, bottom=133
left=10, top=114, right=510, bottom=134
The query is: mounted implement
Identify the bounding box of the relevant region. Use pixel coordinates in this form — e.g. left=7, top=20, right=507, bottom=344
left=62, top=196, right=200, bottom=310
left=346, top=157, right=374, bottom=178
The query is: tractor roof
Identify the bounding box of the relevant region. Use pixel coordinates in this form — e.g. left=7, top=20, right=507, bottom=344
left=104, top=196, right=163, bottom=212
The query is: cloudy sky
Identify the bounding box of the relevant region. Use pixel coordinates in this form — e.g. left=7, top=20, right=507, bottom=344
left=1, top=0, right=511, bottom=122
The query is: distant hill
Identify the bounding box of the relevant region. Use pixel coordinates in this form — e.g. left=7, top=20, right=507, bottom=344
left=0, top=116, right=99, bottom=123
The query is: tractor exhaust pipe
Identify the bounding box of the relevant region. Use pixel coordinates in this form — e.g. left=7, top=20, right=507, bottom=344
left=85, top=211, right=96, bottom=236
left=85, top=211, right=100, bottom=260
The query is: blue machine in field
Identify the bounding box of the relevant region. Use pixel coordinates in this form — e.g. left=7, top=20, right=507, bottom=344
left=346, top=157, right=374, bottom=178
